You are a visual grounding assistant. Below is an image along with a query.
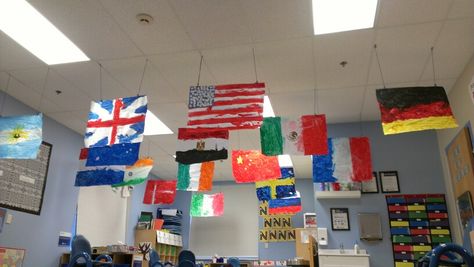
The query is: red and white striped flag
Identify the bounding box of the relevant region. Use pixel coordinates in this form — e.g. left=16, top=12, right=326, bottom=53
left=187, top=83, right=265, bottom=130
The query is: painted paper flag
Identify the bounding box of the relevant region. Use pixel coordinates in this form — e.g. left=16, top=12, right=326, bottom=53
left=260, top=115, right=328, bottom=156
left=190, top=192, right=224, bottom=217
left=85, top=143, right=139, bottom=166
left=376, top=86, right=457, bottom=135
left=85, top=95, right=147, bottom=147
left=175, top=128, right=228, bottom=164
left=75, top=148, right=125, bottom=186
left=256, top=177, right=296, bottom=201
left=268, top=191, right=302, bottom=215
left=187, top=83, right=265, bottom=130
left=112, top=158, right=154, bottom=187
left=143, top=180, right=177, bottom=205
left=232, top=150, right=281, bottom=183
left=0, top=113, right=42, bottom=159
left=312, top=137, right=372, bottom=183
left=280, top=167, right=295, bottom=178
left=177, top=162, right=214, bottom=191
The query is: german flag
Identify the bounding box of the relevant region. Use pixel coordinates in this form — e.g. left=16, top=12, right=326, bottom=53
left=376, top=86, right=457, bottom=135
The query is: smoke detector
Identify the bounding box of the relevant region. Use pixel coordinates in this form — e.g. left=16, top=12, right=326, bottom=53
left=136, top=13, right=153, bottom=25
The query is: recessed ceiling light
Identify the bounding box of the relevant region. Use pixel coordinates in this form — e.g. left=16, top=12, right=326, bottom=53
left=312, top=0, right=378, bottom=35
left=278, top=155, right=293, bottom=167
left=0, top=0, right=89, bottom=65
left=263, top=95, right=275, bottom=118
left=144, top=111, right=173, bottom=135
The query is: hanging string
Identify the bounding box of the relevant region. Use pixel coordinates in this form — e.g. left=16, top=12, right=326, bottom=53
left=196, top=55, right=203, bottom=86
left=311, top=37, right=319, bottom=114
left=98, top=63, right=103, bottom=101
left=252, top=47, right=259, bottom=83
left=137, top=58, right=149, bottom=96
left=374, top=44, right=386, bottom=89
left=430, top=47, right=437, bottom=86
left=38, top=67, right=50, bottom=110
left=1, top=74, right=11, bottom=116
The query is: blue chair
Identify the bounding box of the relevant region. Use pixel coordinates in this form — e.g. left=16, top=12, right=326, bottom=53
left=149, top=250, right=163, bottom=267
left=178, top=260, right=195, bottom=267
left=417, top=243, right=474, bottom=267
left=68, top=235, right=112, bottom=267
left=227, top=258, right=240, bottom=267
left=178, top=250, right=196, bottom=264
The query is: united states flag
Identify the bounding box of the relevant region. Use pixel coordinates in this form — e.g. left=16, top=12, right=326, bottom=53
left=187, top=83, right=265, bottom=130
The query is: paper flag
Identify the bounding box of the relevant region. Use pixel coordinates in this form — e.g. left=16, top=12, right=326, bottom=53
left=312, top=137, right=372, bottom=183
left=280, top=167, right=295, bottom=178
left=175, top=128, right=228, bottom=164
left=112, top=158, right=154, bottom=187
left=268, top=191, right=302, bottom=215
left=232, top=150, right=281, bottom=183
left=260, top=115, right=328, bottom=156
left=0, top=113, right=42, bottom=159
left=75, top=148, right=125, bottom=186
left=187, top=83, right=265, bottom=130
left=376, top=86, right=457, bottom=135
left=177, top=162, right=214, bottom=191
left=85, top=95, right=147, bottom=148
left=85, top=143, right=139, bottom=166
left=256, top=177, right=296, bottom=201
left=190, top=192, right=224, bottom=217
left=143, top=180, right=177, bottom=205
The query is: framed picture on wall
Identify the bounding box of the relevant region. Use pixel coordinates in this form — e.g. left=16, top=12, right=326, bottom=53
left=361, top=172, right=379, bottom=193
left=380, top=171, right=400, bottom=193
left=457, top=191, right=474, bottom=229
left=330, top=208, right=350, bottom=231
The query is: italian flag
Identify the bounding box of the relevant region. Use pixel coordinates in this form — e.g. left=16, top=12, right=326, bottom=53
left=177, top=162, right=215, bottom=191
left=260, top=115, right=327, bottom=156
left=112, top=158, right=154, bottom=187
left=190, top=192, right=224, bottom=217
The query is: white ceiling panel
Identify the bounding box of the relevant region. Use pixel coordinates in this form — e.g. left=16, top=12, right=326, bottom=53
left=0, top=32, right=44, bottom=71
left=313, top=29, right=375, bottom=89
left=169, top=0, right=252, bottom=49
left=100, top=0, right=193, bottom=55
left=256, top=38, right=314, bottom=93
left=420, top=18, right=474, bottom=81
left=240, top=0, right=313, bottom=42
left=28, top=0, right=142, bottom=60
left=368, top=22, right=443, bottom=84
left=318, top=87, right=366, bottom=123
left=270, top=90, right=316, bottom=118
left=448, top=0, right=474, bottom=19
left=377, top=0, right=452, bottom=28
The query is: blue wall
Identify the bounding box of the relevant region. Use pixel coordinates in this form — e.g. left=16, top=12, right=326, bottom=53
left=313, top=121, right=446, bottom=267
left=0, top=92, right=83, bottom=267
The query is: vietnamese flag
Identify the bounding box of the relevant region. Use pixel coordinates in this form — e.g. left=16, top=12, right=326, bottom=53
left=232, top=150, right=281, bottom=183
left=376, top=86, right=457, bottom=135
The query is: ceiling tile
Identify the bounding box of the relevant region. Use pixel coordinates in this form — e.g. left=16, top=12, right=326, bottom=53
left=377, top=0, right=453, bottom=28
left=447, top=0, right=474, bottom=19
left=240, top=0, right=313, bottom=42
left=169, top=0, right=253, bottom=49
left=256, top=38, right=314, bottom=93
left=317, top=87, right=366, bottom=123
left=28, top=0, right=142, bottom=60
left=270, top=90, right=316, bottom=117
left=314, top=29, right=375, bottom=89
left=100, top=0, right=194, bottom=55
left=368, top=22, right=443, bottom=84
left=0, top=32, right=44, bottom=71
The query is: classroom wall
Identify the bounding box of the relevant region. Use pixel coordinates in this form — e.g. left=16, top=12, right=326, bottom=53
left=0, top=92, right=83, bottom=267
left=313, top=121, right=446, bottom=267
left=436, top=54, right=474, bottom=245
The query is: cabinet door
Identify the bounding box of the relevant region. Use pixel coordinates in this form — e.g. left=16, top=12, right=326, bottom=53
left=319, top=256, right=369, bottom=267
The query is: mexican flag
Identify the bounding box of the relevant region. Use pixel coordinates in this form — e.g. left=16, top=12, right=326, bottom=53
left=190, top=192, right=224, bottom=217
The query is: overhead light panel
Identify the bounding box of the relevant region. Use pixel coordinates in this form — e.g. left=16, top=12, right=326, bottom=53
left=263, top=95, right=275, bottom=118
left=312, top=0, right=378, bottom=35
left=278, top=155, right=293, bottom=167
left=144, top=111, right=173, bottom=135
left=0, top=0, right=89, bottom=65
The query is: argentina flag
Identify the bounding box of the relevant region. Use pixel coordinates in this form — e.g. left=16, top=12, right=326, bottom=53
left=84, top=95, right=147, bottom=148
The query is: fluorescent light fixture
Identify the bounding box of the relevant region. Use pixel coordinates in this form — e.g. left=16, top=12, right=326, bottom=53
left=0, top=0, right=89, bottom=65
left=263, top=95, right=275, bottom=118
left=172, top=155, right=176, bottom=159
left=144, top=111, right=173, bottom=135
left=312, top=0, right=378, bottom=35
left=278, top=155, right=293, bottom=167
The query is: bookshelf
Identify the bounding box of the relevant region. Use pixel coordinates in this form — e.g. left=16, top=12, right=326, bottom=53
left=135, top=229, right=183, bottom=267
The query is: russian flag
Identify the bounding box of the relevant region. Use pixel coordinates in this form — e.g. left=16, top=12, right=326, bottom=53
left=75, top=148, right=125, bottom=186
left=312, top=137, right=373, bottom=183
left=268, top=191, right=302, bottom=215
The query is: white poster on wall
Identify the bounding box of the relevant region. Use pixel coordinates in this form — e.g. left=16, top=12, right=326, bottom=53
left=469, top=74, right=474, bottom=104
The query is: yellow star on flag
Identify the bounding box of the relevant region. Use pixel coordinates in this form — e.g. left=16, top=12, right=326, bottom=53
left=237, top=155, right=243, bottom=164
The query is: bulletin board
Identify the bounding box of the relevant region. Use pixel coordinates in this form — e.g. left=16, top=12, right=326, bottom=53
left=0, top=142, right=52, bottom=215
left=446, top=127, right=474, bottom=199
left=0, top=247, right=26, bottom=267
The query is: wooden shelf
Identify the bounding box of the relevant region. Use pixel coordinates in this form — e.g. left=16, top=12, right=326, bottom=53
left=315, top=191, right=361, bottom=199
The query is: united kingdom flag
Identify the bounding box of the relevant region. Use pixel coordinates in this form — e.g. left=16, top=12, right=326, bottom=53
left=84, top=95, right=148, bottom=148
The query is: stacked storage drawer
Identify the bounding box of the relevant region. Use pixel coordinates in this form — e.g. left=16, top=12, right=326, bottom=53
left=386, top=194, right=451, bottom=267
